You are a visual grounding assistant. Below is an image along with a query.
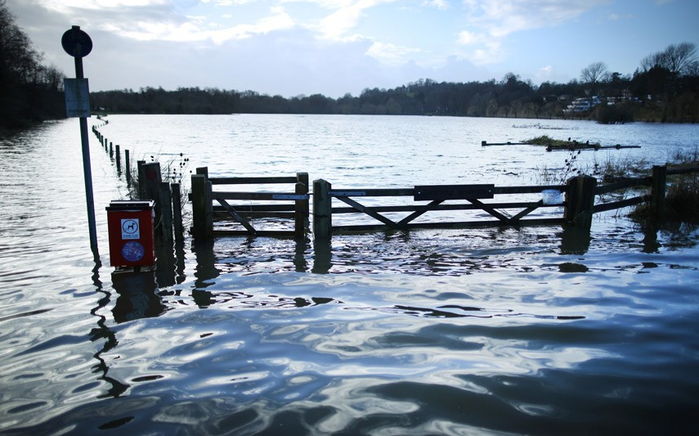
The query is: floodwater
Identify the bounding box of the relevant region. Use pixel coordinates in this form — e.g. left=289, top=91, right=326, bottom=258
left=1, top=115, right=699, bottom=435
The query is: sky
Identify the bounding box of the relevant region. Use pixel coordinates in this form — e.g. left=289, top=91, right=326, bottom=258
left=6, top=0, right=699, bottom=98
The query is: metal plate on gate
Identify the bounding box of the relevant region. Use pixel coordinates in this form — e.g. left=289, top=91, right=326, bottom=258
left=414, top=184, right=495, bottom=201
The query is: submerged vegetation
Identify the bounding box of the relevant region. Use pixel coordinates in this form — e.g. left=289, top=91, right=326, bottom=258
left=524, top=135, right=602, bottom=150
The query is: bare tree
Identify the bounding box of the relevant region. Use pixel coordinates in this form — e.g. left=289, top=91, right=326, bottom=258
left=581, top=61, right=609, bottom=84
left=664, top=42, right=697, bottom=75
left=639, top=42, right=698, bottom=75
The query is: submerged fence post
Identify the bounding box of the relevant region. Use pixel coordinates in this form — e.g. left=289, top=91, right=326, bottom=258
left=159, top=181, right=174, bottom=245
left=115, top=144, right=121, bottom=174
left=171, top=182, right=184, bottom=247
left=651, top=165, right=667, bottom=223
left=124, top=149, right=131, bottom=185
left=564, top=175, right=597, bottom=229
left=313, top=179, right=332, bottom=239
left=295, top=172, right=309, bottom=239
left=191, top=167, right=213, bottom=240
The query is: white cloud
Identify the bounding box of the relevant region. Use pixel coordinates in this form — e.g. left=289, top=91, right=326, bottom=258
left=456, top=0, right=609, bottom=65
left=366, top=41, right=422, bottom=66
left=422, top=0, right=449, bottom=11
left=457, top=30, right=485, bottom=45
left=314, top=0, right=396, bottom=40
left=42, top=0, right=169, bottom=12
left=99, top=6, right=295, bottom=43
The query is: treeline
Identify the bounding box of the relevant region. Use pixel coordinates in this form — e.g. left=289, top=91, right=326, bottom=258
left=92, top=62, right=699, bottom=123
left=3, top=0, right=699, bottom=130
left=0, top=0, right=65, bottom=130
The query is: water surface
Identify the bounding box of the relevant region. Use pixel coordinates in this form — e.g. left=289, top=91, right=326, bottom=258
left=1, top=115, right=698, bottom=435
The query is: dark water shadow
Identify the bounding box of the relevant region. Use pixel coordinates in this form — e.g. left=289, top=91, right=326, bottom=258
left=191, top=240, right=220, bottom=307
left=111, top=270, right=167, bottom=323
left=89, top=265, right=130, bottom=399
left=559, top=225, right=591, bottom=255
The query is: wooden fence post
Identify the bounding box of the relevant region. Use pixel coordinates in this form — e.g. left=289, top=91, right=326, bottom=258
left=159, top=181, right=174, bottom=244
left=295, top=172, right=309, bottom=239
left=564, top=175, right=597, bottom=228
left=313, top=179, right=332, bottom=239
left=115, top=144, right=121, bottom=174
left=125, top=149, right=131, bottom=186
left=139, top=162, right=161, bottom=202
left=651, top=165, right=667, bottom=223
left=109, top=141, right=113, bottom=158
left=171, top=182, right=185, bottom=246
left=137, top=160, right=146, bottom=198
left=191, top=167, right=213, bottom=240
left=139, top=162, right=164, bottom=245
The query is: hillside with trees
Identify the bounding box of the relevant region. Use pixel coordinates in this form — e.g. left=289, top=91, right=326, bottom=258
left=0, top=0, right=65, bottom=130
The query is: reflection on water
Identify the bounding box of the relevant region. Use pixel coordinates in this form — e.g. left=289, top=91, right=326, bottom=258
left=2, top=117, right=699, bottom=435
left=111, top=270, right=166, bottom=322
left=90, top=266, right=130, bottom=399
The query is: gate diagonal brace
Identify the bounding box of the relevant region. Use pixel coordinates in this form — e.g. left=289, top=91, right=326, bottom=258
left=510, top=200, right=544, bottom=223
left=398, top=199, right=444, bottom=226
left=467, top=198, right=513, bottom=224
left=335, top=196, right=403, bottom=230
left=215, top=196, right=257, bottom=235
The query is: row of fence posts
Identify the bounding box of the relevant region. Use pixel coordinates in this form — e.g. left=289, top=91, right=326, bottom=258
left=91, top=122, right=185, bottom=257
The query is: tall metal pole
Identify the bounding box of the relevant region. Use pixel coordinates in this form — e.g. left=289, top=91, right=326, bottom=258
left=62, top=26, right=99, bottom=261
left=76, top=55, right=99, bottom=260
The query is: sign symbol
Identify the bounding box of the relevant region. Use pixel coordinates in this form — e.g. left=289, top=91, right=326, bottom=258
left=121, top=218, right=140, bottom=239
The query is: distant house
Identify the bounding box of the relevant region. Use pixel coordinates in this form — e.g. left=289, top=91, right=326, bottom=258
left=563, top=96, right=601, bottom=114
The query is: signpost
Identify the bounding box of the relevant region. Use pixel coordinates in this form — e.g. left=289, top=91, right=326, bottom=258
left=62, top=26, right=98, bottom=261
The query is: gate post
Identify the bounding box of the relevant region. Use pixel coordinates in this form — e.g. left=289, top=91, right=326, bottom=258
left=651, top=165, right=667, bottom=223
left=191, top=167, right=213, bottom=240
left=313, top=179, right=332, bottom=239
left=564, top=175, right=597, bottom=228
left=295, top=172, right=309, bottom=239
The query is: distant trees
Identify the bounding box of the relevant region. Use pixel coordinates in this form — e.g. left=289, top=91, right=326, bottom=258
left=0, top=0, right=65, bottom=130
left=86, top=40, right=699, bottom=123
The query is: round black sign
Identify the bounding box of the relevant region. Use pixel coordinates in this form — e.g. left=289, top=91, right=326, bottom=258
left=61, top=26, right=92, bottom=58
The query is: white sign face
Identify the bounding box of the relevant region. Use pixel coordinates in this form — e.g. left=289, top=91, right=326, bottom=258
left=64, top=78, right=91, bottom=118
left=121, top=218, right=140, bottom=240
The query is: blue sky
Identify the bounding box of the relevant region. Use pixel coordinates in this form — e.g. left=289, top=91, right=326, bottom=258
left=6, top=0, right=698, bottom=97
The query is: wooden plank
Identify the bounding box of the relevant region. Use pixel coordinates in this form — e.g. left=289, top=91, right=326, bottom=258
left=214, top=204, right=296, bottom=212
left=593, top=195, right=649, bottom=213
left=213, top=211, right=296, bottom=219
left=667, top=166, right=699, bottom=176
left=331, top=217, right=565, bottom=233
left=334, top=196, right=402, bottom=229
left=210, top=176, right=297, bottom=185
left=215, top=192, right=309, bottom=201
left=493, top=185, right=565, bottom=194
left=414, top=184, right=494, bottom=201
left=330, top=188, right=414, bottom=197
left=216, top=197, right=257, bottom=234
left=595, top=177, right=651, bottom=194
